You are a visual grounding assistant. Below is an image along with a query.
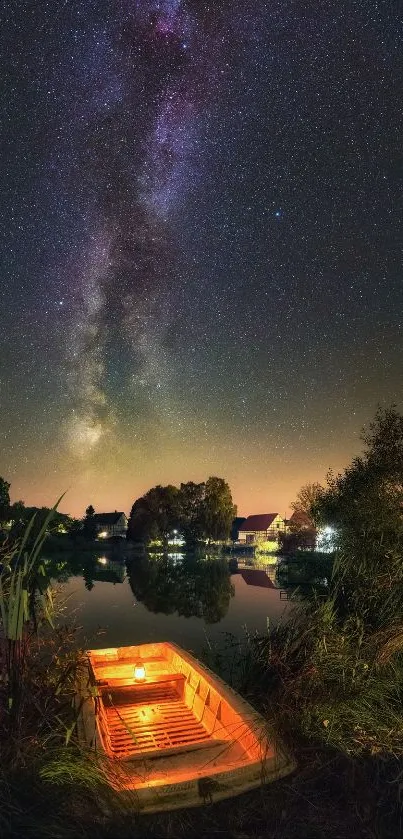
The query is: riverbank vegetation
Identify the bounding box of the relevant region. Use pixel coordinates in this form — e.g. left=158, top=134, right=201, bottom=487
left=1, top=407, right=403, bottom=837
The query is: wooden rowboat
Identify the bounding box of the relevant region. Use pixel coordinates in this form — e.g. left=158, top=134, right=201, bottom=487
left=80, top=642, right=295, bottom=812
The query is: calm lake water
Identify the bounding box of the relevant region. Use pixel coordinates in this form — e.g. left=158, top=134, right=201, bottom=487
left=52, top=550, right=291, bottom=657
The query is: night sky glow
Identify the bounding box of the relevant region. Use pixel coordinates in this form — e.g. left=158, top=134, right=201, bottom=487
left=1, top=1, right=402, bottom=517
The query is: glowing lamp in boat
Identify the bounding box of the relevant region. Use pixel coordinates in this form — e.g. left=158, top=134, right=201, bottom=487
left=134, top=663, right=146, bottom=682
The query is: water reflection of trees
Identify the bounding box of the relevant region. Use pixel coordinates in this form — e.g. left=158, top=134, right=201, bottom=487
left=127, top=555, right=234, bottom=623
left=276, top=554, right=333, bottom=600
left=43, top=552, right=126, bottom=590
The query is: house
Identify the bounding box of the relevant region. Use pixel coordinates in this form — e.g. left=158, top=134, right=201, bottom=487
left=238, top=513, right=285, bottom=545
left=93, top=512, right=128, bottom=539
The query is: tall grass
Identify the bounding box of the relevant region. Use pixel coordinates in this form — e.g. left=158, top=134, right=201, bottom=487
left=0, top=500, right=63, bottom=722
left=0, top=498, right=87, bottom=766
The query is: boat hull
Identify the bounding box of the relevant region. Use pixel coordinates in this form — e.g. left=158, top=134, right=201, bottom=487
left=79, top=642, right=295, bottom=813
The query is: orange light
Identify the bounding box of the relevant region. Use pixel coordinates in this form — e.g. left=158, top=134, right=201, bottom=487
left=134, top=663, right=146, bottom=682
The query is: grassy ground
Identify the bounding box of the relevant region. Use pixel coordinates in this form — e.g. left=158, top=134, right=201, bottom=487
left=2, top=744, right=401, bottom=839
left=1, top=531, right=402, bottom=838
left=1, top=620, right=401, bottom=839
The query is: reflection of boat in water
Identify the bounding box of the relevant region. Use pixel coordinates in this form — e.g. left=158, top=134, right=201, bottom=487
left=80, top=642, right=295, bottom=812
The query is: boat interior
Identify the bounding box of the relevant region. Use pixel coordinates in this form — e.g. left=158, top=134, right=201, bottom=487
left=88, top=643, right=271, bottom=771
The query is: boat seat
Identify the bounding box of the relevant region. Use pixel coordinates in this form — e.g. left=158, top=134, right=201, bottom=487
left=96, top=673, right=185, bottom=690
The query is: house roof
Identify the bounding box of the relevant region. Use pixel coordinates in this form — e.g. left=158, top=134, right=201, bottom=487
left=93, top=512, right=126, bottom=525
left=240, top=570, right=275, bottom=589
left=239, top=514, right=279, bottom=532
left=289, top=510, right=313, bottom=529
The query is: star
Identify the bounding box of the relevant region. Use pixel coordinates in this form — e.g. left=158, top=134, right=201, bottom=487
left=0, top=0, right=400, bottom=520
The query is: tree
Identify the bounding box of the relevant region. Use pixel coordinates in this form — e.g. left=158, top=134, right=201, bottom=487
left=128, top=477, right=237, bottom=546
left=291, top=482, right=323, bottom=528
left=202, top=477, right=237, bottom=542
left=0, top=477, right=11, bottom=525
left=127, top=485, right=180, bottom=546
left=8, top=505, right=74, bottom=541
left=178, top=481, right=206, bottom=547
left=278, top=528, right=316, bottom=555
left=314, top=406, right=403, bottom=628
left=146, top=485, right=181, bottom=546
left=127, top=497, right=157, bottom=543
left=83, top=504, right=97, bottom=541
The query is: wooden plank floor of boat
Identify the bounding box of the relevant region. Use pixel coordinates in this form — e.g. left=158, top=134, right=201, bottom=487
left=102, top=684, right=213, bottom=759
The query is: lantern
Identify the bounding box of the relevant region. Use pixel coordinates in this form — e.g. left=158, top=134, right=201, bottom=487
left=134, top=663, right=146, bottom=682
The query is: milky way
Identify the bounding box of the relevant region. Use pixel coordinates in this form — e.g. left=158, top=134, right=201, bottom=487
left=1, top=1, right=402, bottom=515
left=66, top=0, right=212, bottom=456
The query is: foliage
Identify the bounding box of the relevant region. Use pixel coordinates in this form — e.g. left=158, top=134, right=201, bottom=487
left=0, top=475, right=11, bottom=524
left=127, top=485, right=181, bottom=545
left=314, top=406, right=403, bottom=628
left=8, top=506, right=76, bottom=542
left=279, top=528, right=317, bottom=554
left=39, top=749, right=108, bottom=792
left=259, top=600, right=403, bottom=757
left=83, top=504, right=98, bottom=541
left=202, top=476, right=237, bottom=541
left=0, top=505, right=85, bottom=781
left=127, top=476, right=236, bottom=546
left=254, top=538, right=278, bottom=555
left=290, top=482, right=323, bottom=528
left=0, top=503, right=64, bottom=718
left=253, top=409, right=403, bottom=763
left=178, top=481, right=205, bottom=546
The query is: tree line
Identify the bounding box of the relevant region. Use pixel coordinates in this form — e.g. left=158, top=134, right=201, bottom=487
left=127, top=477, right=237, bottom=547
left=0, top=481, right=74, bottom=540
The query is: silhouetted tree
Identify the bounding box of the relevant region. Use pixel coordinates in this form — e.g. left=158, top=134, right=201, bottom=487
left=0, top=477, right=11, bottom=525
left=178, top=481, right=206, bottom=547
left=291, top=482, right=323, bottom=528
left=202, top=477, right=237, bottom=541
left=128, top=477, right=237, bottom=545
left=83, top=505, right=97, bottom=540
left=127, top=485, right=180, bottom=546
left=9, top=505, right=74, bottom=541
left=314, top=405, right=403, bottom=628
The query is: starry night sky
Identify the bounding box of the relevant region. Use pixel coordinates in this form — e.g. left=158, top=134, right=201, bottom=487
left=1, top=0, right=402, bottom=518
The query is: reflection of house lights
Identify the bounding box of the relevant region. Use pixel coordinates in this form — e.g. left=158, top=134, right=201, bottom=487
left=134, top=663, right=146, bottom=682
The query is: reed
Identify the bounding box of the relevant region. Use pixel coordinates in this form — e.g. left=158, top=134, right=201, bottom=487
left=0, top=502, right=63, bottom=720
